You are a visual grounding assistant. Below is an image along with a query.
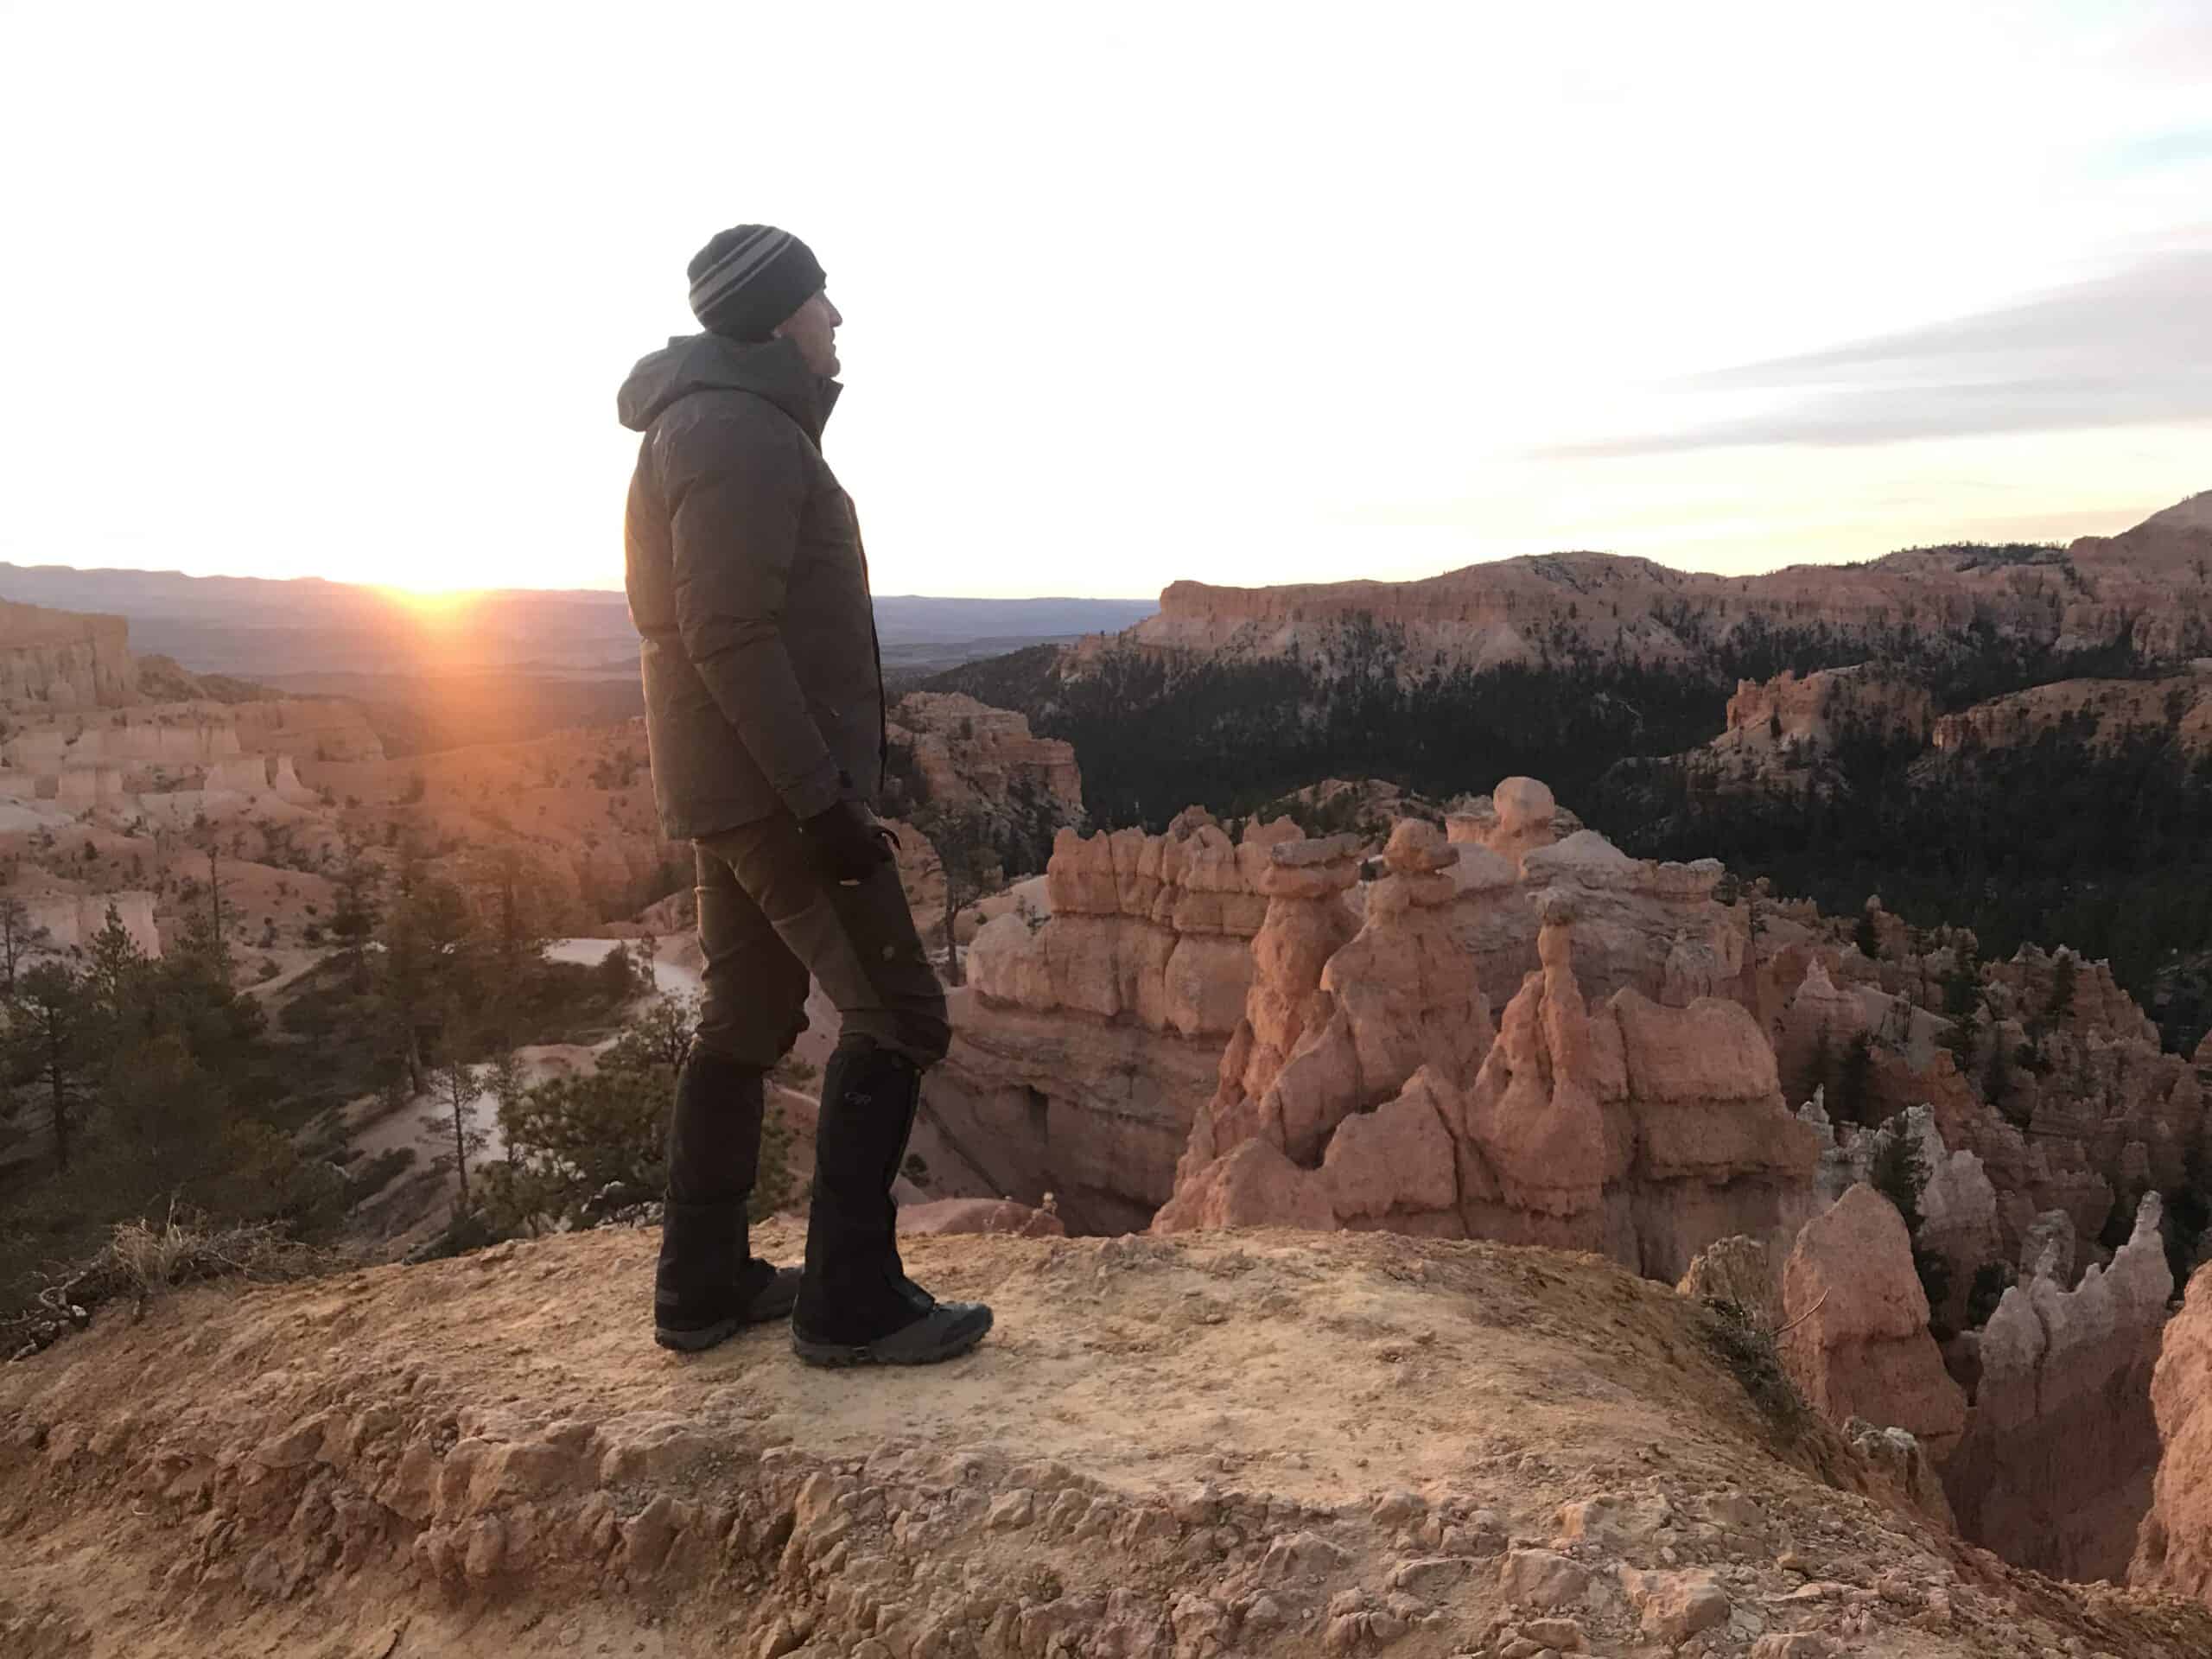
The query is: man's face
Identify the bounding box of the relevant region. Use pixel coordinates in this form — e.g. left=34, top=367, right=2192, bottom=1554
left=775, top=289, right=842, bottom=378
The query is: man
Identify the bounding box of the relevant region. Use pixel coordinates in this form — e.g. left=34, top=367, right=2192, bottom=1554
left=617, top=224, right=992, bottom=1367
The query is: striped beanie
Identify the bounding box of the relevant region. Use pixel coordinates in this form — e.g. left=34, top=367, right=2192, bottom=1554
left=687, top=225, right=826, bottom=340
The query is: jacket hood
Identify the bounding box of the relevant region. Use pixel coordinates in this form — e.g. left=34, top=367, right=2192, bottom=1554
left=616, top=333, right=841, bottom=437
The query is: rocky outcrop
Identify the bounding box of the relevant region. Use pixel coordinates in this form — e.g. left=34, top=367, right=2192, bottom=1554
left=1775, top=961, right=1872, bottom=1105
left=1762, top=924, right=2195, bottom=1276
left=3, top=699, right=383, bottom=781
left=16, top=1224, right=2209, bottom=1659
left=1779, top=1184, right=1967, bottom=1461
left=1109, top=499, right=2212, bottom=673
left=2135, top=1261, right=2212, bottom=1608
left=945, top=778, right=1816, bottom=1258
left=1932, top=667, right=2212, bottom=758
left=1972, top=946, right=2206, bottom=1204
left=887, top=690, right=1084, bottom=823
left=14, top=890, right=160, bottom=957
left=1157, top=823, right=1465, bottom=1234
left=1949, top=1195, right=2175, bottom=1582
left=1442, top=777, right=1758, bottom=1014
left=0, top=600, right=136, bottom=709
left=923, top=813, right=1300, bottom=1231
left=1796, top=1103, right=2003, bottom=1333
left=1724, top=665, right=1935, bottom=752
left=1160, top=861, right=1818, bottom=1282
left=967, top=813, right=1293, bottom=1036
left=1700, top=666, right=1936, bottom=793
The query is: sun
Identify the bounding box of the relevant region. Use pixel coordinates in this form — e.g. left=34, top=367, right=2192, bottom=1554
left=373, top=583, right=486, bottom=619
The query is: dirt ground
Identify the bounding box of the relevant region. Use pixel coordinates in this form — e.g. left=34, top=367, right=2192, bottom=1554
left=5, top=1227, right=2209, bottom=1658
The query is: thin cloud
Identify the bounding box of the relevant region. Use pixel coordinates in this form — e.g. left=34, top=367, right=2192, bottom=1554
left=2105, top=125, right=2212, bottom=174
left=1544, top=250, right=2212, bottom=457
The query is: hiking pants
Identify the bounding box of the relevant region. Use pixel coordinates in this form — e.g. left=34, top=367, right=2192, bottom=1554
left=691, top=817, right=950, bottom=1071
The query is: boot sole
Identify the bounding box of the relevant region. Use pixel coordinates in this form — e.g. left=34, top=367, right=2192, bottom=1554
left=791, top=1305, right=994, bottom=1368
left=655, top=1317, right=744, bottom=1353
left=656, top=1269, right=804, bottom=1352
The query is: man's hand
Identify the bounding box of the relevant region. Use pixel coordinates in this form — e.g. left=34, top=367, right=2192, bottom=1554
left=800, top=798, right=897, bottom=885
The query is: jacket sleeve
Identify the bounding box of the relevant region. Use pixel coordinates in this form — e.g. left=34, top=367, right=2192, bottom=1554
left=662, top=410, right=845, bottom=822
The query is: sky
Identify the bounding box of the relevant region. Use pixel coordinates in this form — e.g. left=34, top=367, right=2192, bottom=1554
left=1, top=0, right=2207, bottom=599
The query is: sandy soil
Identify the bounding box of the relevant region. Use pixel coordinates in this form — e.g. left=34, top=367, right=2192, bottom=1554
left=6, top=1227, right=2209, bottom=1658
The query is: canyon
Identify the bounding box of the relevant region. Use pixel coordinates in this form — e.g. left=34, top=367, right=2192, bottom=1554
left=6, top=493, right=2212, bottom=1652
left=927, top=762, right=2209, bottom=1589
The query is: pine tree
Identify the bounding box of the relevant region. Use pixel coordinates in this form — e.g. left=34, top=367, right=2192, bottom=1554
left=426, top=1058, right=488, bottom=1205
left=9, top=962, right=92, bottom=1172
left=330, top=836, right=381, bottom=946
left=916, top=805, right=1001, bottom=988
left=85, top=902, right=149, bottom=1020
left=0, top=892, right=47, bottom=992
left=1870, top=1125, right=1929, bottom=1232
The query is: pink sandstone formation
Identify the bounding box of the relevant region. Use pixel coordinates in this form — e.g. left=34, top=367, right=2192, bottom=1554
left=1156, top=827, right=1818, bottom=1281
left=1775, top=959, right=1872, bottom=1104
left=1778, top=1184, right=1967, bottom=1461
left=1696, top=665, right=1936, bottom=794
left=1442, top=776, right=1756, bottom=1014
left=1103, top=497, right=2212, bottom=675
left=1722, top=664, right=1935, bottom=753
left=0, top=599, right=136, bottom=709
left=1762, top=921, right=2197, bottom=1278
left=1795, top=1103, right=2001, bottom=1332
left=10, top=891, right=161, bottom=957
left=886, top=690, right=1085, bottom=822
left=1948, top=1194, right=2174, bottom=1583
left=1931, top=665, right=2212, bottom=758
left=921, top=811, right=1301, bottom=1231
left=2133, top=1260, right=2212, bottom=1608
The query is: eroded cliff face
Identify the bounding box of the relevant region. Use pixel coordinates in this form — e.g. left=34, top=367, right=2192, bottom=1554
left=1931, top=666, right=2212, bottom=758
left=0, top=599, right=137, bottom=710
left=1796, top=1103, right=2002, bottom=1335
left=2135, top=1259, right=2212, bottom=1609
left=938, top=774, right=1814, bottom=1251
left=887, top=690, right=1084, bottom=821
left=1109, top=505, right=2212, bottom=673
left=1687, top=666, right=1937, bottom=796
left=1724, top=666, right=1936, bottom=751
left=1765, top=926, right=2200, bottom=1279
left=923, top=811, right=1296, bottom=1230
left=1152, top=814, right=1818, bottom=1281
left=1948, top=1194, right=2174, bottom=1583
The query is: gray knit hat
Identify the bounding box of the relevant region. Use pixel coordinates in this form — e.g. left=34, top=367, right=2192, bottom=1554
left=687, top=225, right=826, bottom=340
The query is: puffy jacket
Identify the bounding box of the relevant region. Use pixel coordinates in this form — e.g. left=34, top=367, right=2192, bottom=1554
left=618, top=333, right=886, bottom=838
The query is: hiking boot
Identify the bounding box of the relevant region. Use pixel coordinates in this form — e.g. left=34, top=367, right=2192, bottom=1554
left=654, top=1201, right=801, bottom=1351
left=654, top=1046, right=796, bottom=1352
left=791, top=1038, right=994, bottom=1368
